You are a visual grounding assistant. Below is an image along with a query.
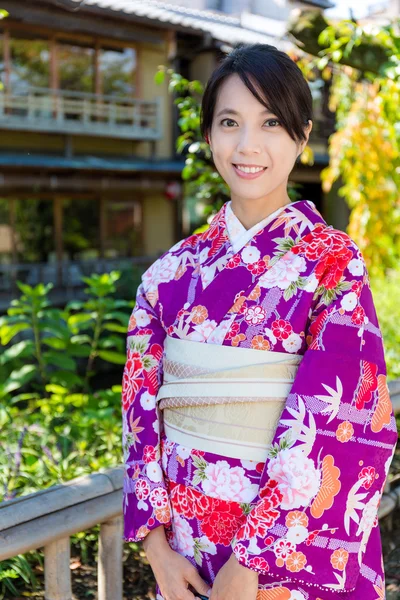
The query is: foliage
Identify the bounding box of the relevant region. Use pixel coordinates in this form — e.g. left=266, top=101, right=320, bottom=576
left=0, top=272, right=132, bottom=403
left=154, top=66, right=314, bottom=226
left=0, top=554, right=40, bottom=600
left=289, top=11, right=400, bottom=277
left=0, top=272, right=133, bottom=595
left=371, top=269, right=400, bottom=381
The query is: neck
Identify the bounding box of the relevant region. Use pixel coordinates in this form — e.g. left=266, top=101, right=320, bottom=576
left=230, top=190, right=292, bottom=230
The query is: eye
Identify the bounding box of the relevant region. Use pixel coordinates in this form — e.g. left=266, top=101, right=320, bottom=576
left=264, top=118, right=281, bottom=127
left=220, top=118, right=237, bottom=127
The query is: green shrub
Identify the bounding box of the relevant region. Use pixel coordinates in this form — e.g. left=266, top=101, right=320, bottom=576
left=371, top=269, right=400, bottom=381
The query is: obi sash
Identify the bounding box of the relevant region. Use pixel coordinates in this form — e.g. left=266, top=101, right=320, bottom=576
left=156, top=336, right=303, bottom=462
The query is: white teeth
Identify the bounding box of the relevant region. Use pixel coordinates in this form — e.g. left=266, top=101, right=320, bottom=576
left=235, top=165, right=265, bottom=174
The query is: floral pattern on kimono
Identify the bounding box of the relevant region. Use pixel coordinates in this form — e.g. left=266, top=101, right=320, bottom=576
left=121, top=199, right=397, bottom=600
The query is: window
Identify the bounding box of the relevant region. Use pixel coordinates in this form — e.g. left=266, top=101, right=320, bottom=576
left=0, top=198, right=12, bottom=264
left=10, top=33, right=50, bottom=92
left=63, top=197, right=100, bottom=260
left=105, top=199, right=142, bottom=257
left=100, top=47, right=136, bottom=97
left=14, top=198, right=55, bottom=263
left=58, top=42, right=94, bottom=93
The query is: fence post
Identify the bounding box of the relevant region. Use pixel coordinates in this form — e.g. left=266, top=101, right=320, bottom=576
left=98, top=516, right=123, bottom=600
left=44, top=537, right=72, bottom=600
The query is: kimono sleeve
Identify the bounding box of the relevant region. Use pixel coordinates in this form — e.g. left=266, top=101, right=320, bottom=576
left=230, top=242, right=398, bottom=598
left=122, top=279, right=172, bottom=542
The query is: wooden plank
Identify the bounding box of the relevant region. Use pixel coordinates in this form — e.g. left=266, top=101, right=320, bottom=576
left=53, top=195, right=64, bottom=286
left=3, top=28, right=10, bottom=90
left=99, top=196, right=107, bottom=259
left=0, top=489, right=122, bottom=561
left=98, top=517, right=123, bottom=600
left=0, top=3, right=164, bottom=45
left=44, top=537, right=72, bottom=600
left=0, top=468, right=123, bottom=531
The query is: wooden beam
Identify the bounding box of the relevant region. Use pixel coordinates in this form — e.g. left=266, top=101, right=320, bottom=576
left=98, top=517, right=123, bottom=600
left=3, top=29, right=10, bottom=91
left=50, top=36, right=58, bottom=91
left=0, top=3, right=164, bottom=45
left=1, top=20, right=160, bottom=50
left=166, top=29, right=177, bottom=62
left=94, top=40, right=102, bottom=97
left=0, top=490, right=122, bottom=560
left=44, top=537, right=72, bottom=600
left=99, top=196, right=106, bottom=258
left=134, top=46, right=142, bottom=99
left=53, top=196, right=63, bottom=285
left=9, top=197, right=17, bottom=265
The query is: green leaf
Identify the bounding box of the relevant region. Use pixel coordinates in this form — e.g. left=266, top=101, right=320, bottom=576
left=3, top=365, right=37, bottom=394
left=102, top=323, right=127, bottom=334
left=43, top=351, right=77, bottom=370
left=42, top=337, right=67, bottom=350
left=103, top=311, right=129, bottom=325
left=0, top=322, right=31, bottom=345
left=68, top=343, right=91, bottom=357
left=154, top=70, right=165, bottom=85
left=68, top=313, right=95, bottom=328
left=49, top=370, right=83, bottom=388
left=0, top=340, right=35, bottom=364
left=98, top=350, right=127, bottom=364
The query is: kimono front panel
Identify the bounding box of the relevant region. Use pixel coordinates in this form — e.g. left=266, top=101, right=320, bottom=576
left=121, top=200, right=397, bottom=600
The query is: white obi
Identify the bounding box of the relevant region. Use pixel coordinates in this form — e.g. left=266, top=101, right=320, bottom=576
left=156, top=336, right=302, bottom=462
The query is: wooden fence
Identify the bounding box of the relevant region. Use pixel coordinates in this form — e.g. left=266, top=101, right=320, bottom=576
left=1, top=383, right=399, bottom=600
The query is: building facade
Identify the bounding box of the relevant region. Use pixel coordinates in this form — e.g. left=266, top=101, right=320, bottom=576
left=0, top=0, right=337, bottom=308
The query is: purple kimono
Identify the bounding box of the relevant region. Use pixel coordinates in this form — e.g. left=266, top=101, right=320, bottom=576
left=122, top=199, right=397, bottom=600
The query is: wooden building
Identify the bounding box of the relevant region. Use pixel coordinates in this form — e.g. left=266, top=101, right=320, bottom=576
left=0, top=0, right=338, bottom=307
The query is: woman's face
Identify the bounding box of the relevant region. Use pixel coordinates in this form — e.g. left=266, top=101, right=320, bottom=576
left=208, top=73, right=312, bottom=207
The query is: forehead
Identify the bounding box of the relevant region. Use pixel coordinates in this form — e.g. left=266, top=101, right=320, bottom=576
left=214, top=73, right=272, bottom=114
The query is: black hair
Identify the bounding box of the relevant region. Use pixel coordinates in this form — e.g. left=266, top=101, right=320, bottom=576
left=200, top=43, right=313, bottom=144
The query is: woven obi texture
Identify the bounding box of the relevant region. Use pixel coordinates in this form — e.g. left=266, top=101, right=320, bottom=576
left=156, top=336, right=303, bottom=462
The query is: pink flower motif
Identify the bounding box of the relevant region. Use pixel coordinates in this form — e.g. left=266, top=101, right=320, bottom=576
left=226, top=322, right=240, bottom=339
left=247, top=259, right=267, bottom=275
left=244, top=305, right=266, bottom=326
left=171, top=514, right=195, bottom=557
left=149, top=487, right=169, bottom=508
left=273, top=539, right=295, bottom=559
left=135, top=478, right=150, bottom=500
left=233, top=543, right=248, bottom=560
left=143, top=445, right=157, bottom=464
left=351, top=305, right=365, bottom=325
left=271, top=319, right=293, bottom=340
left=248, top=557, right=269, bottom=572
left=359, top=466, right=376, bottom=489
left=226, top=255, right=241, bottom=269
left=202, top=460, right=258, bottom=503
left=259, top=252, right=306, bottom=290
left=267, top=447, right=321, bottom=510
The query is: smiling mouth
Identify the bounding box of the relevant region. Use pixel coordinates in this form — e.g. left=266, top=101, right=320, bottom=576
left=232, top=164, right=268, bottom=178
left=233, top=164, right=267, bottom=170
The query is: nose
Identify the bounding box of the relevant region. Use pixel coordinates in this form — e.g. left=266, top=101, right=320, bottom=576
left=236, top=127, right=262, bottom=155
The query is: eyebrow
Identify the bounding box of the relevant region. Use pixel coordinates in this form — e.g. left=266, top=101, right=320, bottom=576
left=215, top=108, right=274, bottom=118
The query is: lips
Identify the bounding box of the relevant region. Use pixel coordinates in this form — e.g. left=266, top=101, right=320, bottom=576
left=232, top=164, right=267, bottom=180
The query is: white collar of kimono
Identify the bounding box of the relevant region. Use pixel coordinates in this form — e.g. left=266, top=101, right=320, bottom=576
left=225, top=200, right=292, bottom=254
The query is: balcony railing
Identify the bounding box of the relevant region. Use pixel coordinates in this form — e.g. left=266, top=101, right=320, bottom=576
left=0, top=87, right=162, bottom=140
left=0, top=257, right=156, bottom=311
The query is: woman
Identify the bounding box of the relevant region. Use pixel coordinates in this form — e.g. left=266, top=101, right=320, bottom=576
left=122, top=43, right=397, bottom=600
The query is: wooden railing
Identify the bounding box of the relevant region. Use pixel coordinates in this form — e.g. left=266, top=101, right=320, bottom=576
left=0, top=87, right=162, bottom=140
left=0, top=467, right=124, bottom=600
left=0, top=402, right=399, bottom=599
left=0, top=256, right=155, bottom=311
